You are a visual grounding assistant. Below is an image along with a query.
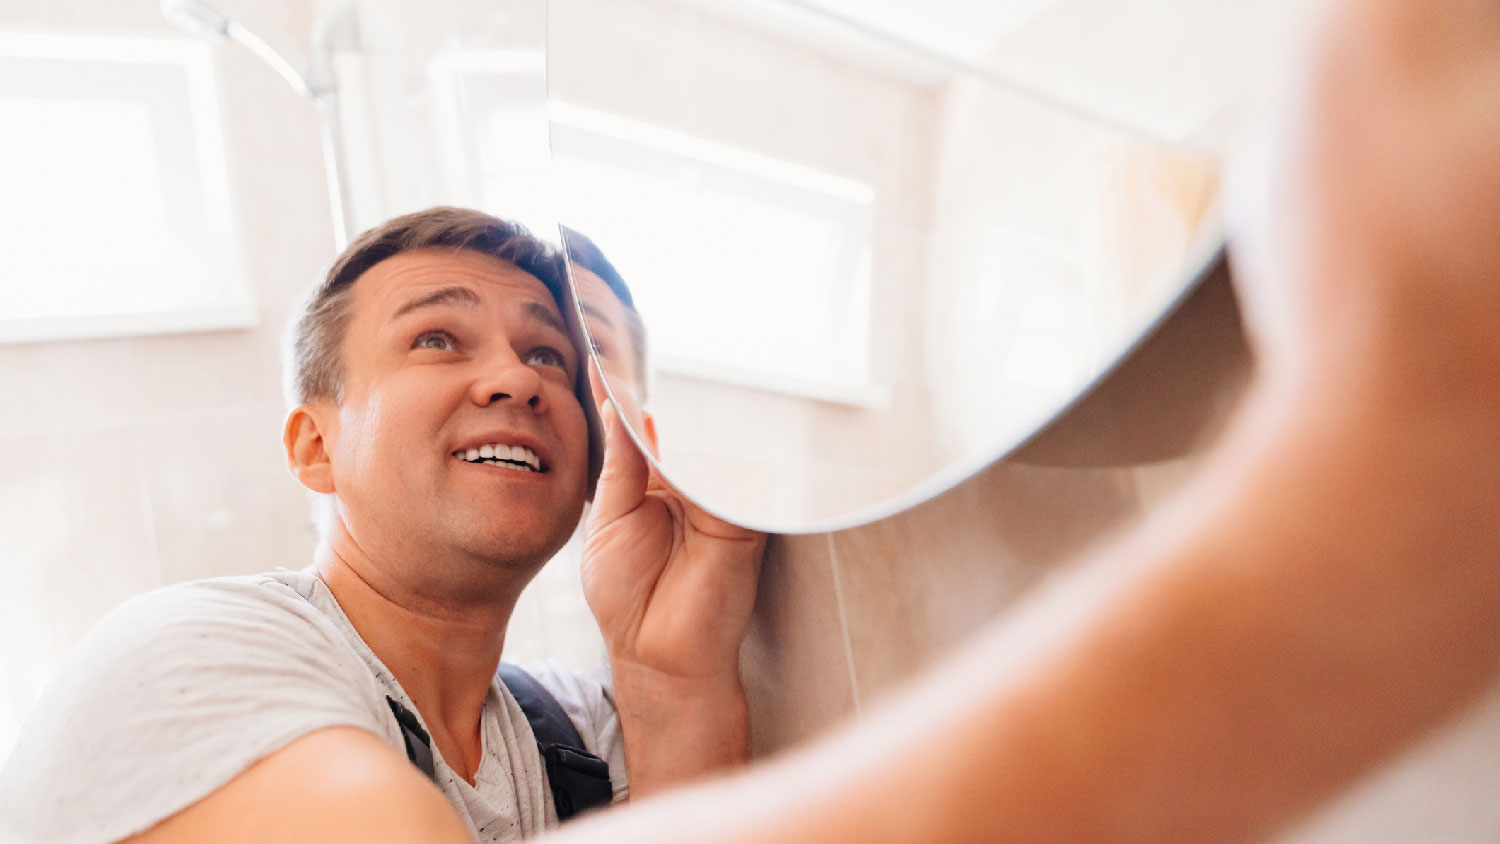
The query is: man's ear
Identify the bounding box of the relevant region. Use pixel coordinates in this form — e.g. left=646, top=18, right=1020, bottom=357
left=284, top=403, right=337, bottom=494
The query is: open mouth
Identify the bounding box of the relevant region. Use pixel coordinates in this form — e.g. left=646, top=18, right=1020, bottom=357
left=452, top=443, right=546, bottom=473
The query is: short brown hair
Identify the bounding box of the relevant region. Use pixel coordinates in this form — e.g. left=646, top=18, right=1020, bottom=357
left=285, top=207, right=602, bottom=489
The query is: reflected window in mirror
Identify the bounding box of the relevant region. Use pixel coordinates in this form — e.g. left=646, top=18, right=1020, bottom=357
left=549, top=103, right=882, bottom=407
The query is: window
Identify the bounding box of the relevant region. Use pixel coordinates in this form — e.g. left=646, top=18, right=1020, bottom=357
left=543, top=103, right=879, bottom=405
left=0, top=31, right=252, bottom=344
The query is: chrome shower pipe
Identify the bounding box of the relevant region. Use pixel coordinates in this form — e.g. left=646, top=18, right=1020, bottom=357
left=160, top=0, right=353, bottom=250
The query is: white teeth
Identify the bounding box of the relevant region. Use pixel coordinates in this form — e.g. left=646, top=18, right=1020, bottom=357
left=457, top=442, right=544, bottom=472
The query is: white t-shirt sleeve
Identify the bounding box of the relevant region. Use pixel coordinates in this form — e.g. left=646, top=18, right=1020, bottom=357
left=523, top=659, right=630, bottom=804
left=0, top=576, right=393, bottom=844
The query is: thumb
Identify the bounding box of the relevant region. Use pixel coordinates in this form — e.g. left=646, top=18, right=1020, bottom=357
left=589, top=400, right=651, bottom=526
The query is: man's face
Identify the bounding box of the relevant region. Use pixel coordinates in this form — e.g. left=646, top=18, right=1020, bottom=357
left=322, top=248, right=589, bottom=569
left=574, top=267, right=648, bottom=434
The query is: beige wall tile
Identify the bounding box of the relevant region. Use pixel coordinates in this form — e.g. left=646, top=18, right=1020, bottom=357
left=740, top=532, right=859, bottom=757
left=0, top=430, right=165, bottom=762
left=123, top=328, right=290, bottom=422
left=0, top=339, right=142, bottom=440
left=828, top=461, right=1144, bottom=705
left=133, top=404, right=317, bottom=583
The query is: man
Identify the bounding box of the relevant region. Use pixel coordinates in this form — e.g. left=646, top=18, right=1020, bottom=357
left=0, top=209, right=765, bottom=843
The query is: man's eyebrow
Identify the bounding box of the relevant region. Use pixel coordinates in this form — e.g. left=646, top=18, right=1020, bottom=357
left=580, top=302, right=615, bottom=330
left=390, top=286, right=482, bottom=320
left=523, top=300, right=569, bottom=336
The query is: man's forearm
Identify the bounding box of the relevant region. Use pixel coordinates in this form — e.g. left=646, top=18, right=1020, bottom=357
left=610, top=660, right=751, bottom=798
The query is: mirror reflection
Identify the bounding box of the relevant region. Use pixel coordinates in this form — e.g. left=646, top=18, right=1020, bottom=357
left=546, top=0, right=1305, bottom=530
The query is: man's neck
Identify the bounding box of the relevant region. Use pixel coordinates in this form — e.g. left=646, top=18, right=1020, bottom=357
left=307, top=533, right=531, bottom=783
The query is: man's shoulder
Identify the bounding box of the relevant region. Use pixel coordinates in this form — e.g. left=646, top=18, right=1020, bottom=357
left=0, top=572, right=399, bottom=844
left=40, top=570, right=364, bottom=715
left=81, top=570, right=333, bottom=656
left=108, top=570, right=311, bottom=611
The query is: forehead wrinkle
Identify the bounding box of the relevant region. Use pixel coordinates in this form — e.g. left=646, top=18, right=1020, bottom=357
left=390, top=285, right=482, bottom=321
left=363, top=248, right=539, bottom=312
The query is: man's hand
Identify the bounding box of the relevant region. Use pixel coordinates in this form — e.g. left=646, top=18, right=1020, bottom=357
left=581, top=401, right=767, bottom=796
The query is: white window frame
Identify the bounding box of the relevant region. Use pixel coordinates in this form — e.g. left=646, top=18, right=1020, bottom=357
left=0, top=31, right=254, bottom=345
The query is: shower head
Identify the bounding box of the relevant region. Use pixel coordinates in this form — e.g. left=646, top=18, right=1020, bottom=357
left=159, top=0, right=231, bottom=40
left=158, top=0, right=325, bottom=99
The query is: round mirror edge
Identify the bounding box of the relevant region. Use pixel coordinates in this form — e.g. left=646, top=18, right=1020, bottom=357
left=779, top=226, right=1230, bottom=536
left=569, top=218, right=1230, bottom=536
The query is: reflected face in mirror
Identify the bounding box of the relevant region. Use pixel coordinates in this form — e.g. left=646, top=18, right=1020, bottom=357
left=294, top=247, right=589, bottom=566
left=563, top=229, right=658, bottom=455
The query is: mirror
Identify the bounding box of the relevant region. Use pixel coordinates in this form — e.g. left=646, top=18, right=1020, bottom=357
left=544, top=0, right=1307, bottom=531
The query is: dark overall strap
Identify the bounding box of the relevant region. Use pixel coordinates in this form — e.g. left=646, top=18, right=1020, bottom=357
left=497, top=663, right=614, bottom=821
left=386, top=696, right=435, bottom=779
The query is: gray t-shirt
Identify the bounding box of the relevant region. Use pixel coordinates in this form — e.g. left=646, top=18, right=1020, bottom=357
left=0, top=570, right=628, bottom=844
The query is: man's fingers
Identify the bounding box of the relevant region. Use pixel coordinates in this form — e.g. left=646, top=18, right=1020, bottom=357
left=590, top=400, right=651, bottom=526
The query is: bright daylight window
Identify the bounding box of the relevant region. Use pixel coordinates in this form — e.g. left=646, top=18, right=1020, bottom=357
left=541, top=103, right=878, bottom=405
left=0, top=31, right=252, bottom=344
left=431, top=53, right=879, bottom=405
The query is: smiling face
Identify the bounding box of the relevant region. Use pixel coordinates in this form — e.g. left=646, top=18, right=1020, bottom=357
left=306, top=247, right=590, bottom=573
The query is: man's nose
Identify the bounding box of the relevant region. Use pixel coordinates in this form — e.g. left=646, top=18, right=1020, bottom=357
left=471, top=350, right=546, bottom=412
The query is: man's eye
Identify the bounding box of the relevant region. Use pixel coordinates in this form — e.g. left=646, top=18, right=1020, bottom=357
left=526, top=347, right=567, bottom=369
left=413, top=331, right=457, bottom=352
